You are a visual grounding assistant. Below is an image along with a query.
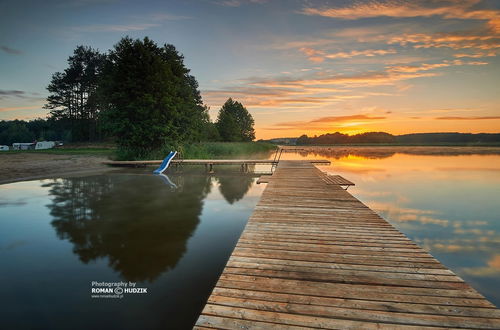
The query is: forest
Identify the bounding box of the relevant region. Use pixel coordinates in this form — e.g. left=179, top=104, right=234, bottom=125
left=295, top=132, right=500, bottom=145
left=0, top=37, right=255, bottom=158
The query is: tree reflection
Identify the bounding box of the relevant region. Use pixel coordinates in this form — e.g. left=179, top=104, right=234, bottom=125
left=43, top=174, right=211, bottom=282
left=216, top=174, right=254, bottom=204
left=293, top=149, right=395, bottom=159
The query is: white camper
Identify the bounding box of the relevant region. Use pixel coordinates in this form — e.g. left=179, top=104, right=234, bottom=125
left=0, top=145, right=9, bottom=151
left=35, top=141, right=56, bottom=150
left=12, top=143, right=35, bottom=150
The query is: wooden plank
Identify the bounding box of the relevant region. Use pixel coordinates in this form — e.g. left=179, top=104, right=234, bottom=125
left=195, top=160, right=500, bottom=328
left=200, top=304, right=449, bottom=329
left=321, top=174, right=355, bottom=186
left=212, top=287, right=500, bottom=319
left=208, top=295, right=500, bottom=328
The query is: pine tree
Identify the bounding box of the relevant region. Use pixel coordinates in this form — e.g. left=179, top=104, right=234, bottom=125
left=44, top=46, right=106, bottom=141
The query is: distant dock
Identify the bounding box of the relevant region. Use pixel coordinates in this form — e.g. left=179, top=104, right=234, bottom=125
left=195, top=160, right=500, bottom=329
left=103, top=159, right=331, bottom=172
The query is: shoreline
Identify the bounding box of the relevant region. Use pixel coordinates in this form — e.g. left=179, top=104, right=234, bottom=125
left=2, top=145, right=500, bottom=185
left=0, top=153, right=111, bottom=185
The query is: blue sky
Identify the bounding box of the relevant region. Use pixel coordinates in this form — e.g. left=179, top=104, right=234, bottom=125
left=1, top=0, right=499, bottom=138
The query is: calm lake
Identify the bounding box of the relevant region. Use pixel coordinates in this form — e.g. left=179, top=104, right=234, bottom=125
left=279, top=146, right=500, bottom=307
left=0, top=147, right=499, bottom=329
left=0, top=168, right=265, bottom=329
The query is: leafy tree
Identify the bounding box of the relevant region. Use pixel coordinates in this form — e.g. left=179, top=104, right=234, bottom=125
left=0, top=120, right=34, bottom=145
left=215, top=98, right=255, bottom=142
left=100, top=37, right=208, bottom=154
left=44, top=46, right=106, bottom=141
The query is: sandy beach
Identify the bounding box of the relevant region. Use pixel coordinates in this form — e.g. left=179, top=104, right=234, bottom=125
left=0, top=153, right=110, bottom=185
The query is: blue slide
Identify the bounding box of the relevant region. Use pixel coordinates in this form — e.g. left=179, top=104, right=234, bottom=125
left=153, top=151, right=177, bottom=174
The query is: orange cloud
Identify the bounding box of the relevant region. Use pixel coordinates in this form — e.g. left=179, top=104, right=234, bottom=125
left=387, top=59, right=488, bottom=73
left=0, top=105, right=42, bottom=112
left=325, top=49, right=397, bottom=59
left=489, top=255, right=500, bottom=269
left=454, top=51, right=497, bottom=58
left=309, top=114, right=386, bottom=123
left=388, top=33, right=500, bottom=50
left=436, top=116, right=500, bottom=120
left=299, top=47, right=397, bottom=62
left=268, top=114, right=386, bottom=130
left=249, top=71, right=439, bottom=88
left=302, top=0, right=500, bottom=33
left=202, top=69, right=439, bottom=113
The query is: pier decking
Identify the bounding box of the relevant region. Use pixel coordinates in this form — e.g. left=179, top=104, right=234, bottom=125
left=103, top=159, right=331, bottom=166
left=195, top=161, right=500, bottom=329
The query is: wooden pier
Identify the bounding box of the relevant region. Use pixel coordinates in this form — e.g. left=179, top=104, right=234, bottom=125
left=195, top=161, right=500, bottom=329
left=104, top=159, right=331, bottom=166
left=103, top=159, right=330, bottom=173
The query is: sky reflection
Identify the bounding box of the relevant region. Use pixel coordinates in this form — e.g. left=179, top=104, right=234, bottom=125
left=0, top=171, right=265, bottom=329
left=281, top=147, right=500, bottom=306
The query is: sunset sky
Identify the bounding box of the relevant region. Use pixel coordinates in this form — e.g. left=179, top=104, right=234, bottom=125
left=1, top=0, right=499, bottom=139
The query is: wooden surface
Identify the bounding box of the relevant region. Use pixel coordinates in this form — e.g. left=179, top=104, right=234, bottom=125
left=259, top=174, right=354, bottom=186
left=320, top=174, right=355, bottom=187
left=103, top=159, right=331, bottom=167
left=195, top=161, right=500, bottom=329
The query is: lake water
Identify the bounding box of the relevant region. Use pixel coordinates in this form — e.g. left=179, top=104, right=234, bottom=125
left=0, top=168, right=265, bottom=329
left=279, top=147, right=500, bottom=306
left=1, top=148, right=499, bottom=330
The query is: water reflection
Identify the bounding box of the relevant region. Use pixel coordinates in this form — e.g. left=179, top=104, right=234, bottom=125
left=280, top=146, right=500, bottom=306
left=217, top=175, right=254, bottom=204
left=280, top=146, right=500, bottom=160
left=0, top=171, right=265, bottom=329
left=43, top=174, right=211, bottom=282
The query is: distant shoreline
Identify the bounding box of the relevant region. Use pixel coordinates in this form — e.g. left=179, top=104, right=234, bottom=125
left=2, top=145, right=500, bottom=185
left=293, top=143, right=500, bottom=147
left=278, top=145, right=500, bottom=157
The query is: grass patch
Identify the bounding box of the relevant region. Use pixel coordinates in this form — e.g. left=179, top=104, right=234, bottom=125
left=115, top=142, right=277, bottom=160
left=182, top=142, right=277, bottom=159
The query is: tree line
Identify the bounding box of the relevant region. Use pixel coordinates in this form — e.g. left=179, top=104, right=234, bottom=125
left=296, top=132, right=500, bottom=145
left=0, top=37, right=255, bottom=154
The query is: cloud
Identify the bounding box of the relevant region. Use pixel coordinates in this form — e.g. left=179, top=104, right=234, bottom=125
left=247, top=71, right=439, bottom=89
left=298, top=47, right=326, bottom=63
left=212, top=0, right=268, bottom=7
left=302, top=0, right=500, bottom=33
left=202, top=68, right=437, bottom=111
left=0, top=90, right=25, bottom=97
left=0, top=89, right=26, bottom=100
left=309, top=114, right=386, bottom=123
left=0, top=45, right=22, bottom=55
left=73, top=23, right=159, bottom=32
left=325, top=49, right=397, bottom=59
left=0, top=106, right=41, bottom=113
left=299, top=47, right=397, bottom=62
left=461, top=255, right=500, bottom=277
left=454, top=51, right=497, bottom=58
left=269, top=114, right=386, bottom=130
left=150, top=13, right=192, bottom=21
left=387, top=59, right=488, bottom=73
left=436, top=116, right=500, bottom=120
left=58, top=0, right=117, bottom=7
left=388, top=33, right=500, bottom=50
left=0, top=90, right=44, bottom=102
